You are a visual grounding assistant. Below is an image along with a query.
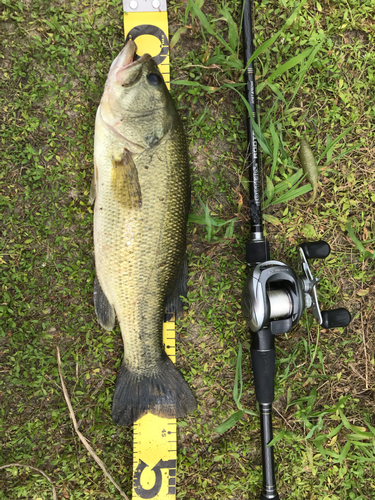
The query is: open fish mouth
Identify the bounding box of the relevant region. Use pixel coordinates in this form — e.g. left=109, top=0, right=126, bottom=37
left=109, top=40, right=151, bottom=77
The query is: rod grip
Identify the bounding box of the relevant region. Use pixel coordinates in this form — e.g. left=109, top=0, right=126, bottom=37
left=251, top=349, right=275, bottom=404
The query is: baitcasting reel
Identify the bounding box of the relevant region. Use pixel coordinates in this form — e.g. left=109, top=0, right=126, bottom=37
left=242, top=240, right=351, bottom=335
left=241, top=240, right=351, bottom=500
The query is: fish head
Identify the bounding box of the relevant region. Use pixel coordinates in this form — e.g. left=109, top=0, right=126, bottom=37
left=100, top=41, right=177, bottom=151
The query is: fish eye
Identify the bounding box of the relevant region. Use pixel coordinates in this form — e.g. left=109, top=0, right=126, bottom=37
left=147, top=73, right=163, bottom=86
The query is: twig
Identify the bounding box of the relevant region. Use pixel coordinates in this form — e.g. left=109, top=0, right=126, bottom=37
left=56, top=346, right=129, bottom=500
left=361, top=312, right=369, bottom=389
left=0, top=463, right=57, bottom=500
left=184, top=63, right=223, bottom=71
left=273, top=406, right=293, bottom=430
left=349, top=363, right=367, bottom=384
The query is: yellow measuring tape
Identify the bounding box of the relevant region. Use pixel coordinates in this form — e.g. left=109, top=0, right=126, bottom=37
left=123, top=2, right=176, bottom=498
left=132, top=321, right=177, bottom=499
left=123, top=1, right=170, bottom=90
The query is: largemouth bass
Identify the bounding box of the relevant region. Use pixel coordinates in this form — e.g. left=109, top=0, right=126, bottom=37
left=92, top=41, right=196, bottom=425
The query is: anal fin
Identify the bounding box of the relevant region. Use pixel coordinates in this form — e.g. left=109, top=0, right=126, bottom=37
left=94, top=278, right=115, bottom=331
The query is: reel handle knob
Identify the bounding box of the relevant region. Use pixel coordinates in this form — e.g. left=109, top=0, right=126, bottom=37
left=300, top=241, right=330, bottom=259
left=321, top=308, right=351, bottom=329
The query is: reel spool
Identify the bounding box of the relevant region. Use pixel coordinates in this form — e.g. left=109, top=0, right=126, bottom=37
left=242, top=240, right=351, bottom=335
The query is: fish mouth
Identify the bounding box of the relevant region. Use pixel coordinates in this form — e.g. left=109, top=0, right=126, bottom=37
left=110, top=41, right=151, bottom=77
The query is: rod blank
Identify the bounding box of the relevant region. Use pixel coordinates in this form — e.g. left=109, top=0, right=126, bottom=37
left=243, top=0, right=263, bottom=235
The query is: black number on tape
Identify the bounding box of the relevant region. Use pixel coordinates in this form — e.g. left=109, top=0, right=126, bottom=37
left=126, top=25, right=169, bottom=64
left=134, top=459, right=176, bottom=498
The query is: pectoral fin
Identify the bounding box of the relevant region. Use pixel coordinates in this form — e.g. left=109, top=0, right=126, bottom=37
left=111, top=149, right=142, bottom=209
left=94, top=278, right=115, bottom=331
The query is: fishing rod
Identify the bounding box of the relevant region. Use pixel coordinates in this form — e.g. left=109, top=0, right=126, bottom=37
left=242, top=0, right=269, bottom=263
left=240, top=1, right=351, bottom=499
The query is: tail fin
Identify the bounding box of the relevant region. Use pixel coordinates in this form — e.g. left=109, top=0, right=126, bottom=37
left=112, top=354, right=196, bottom=425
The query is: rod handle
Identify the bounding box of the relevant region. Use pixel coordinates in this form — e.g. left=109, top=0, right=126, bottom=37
left=260, top=494, right=280, bottom=500
left=300, top=240, right=330, bottom=259
left=321, top=308, right=351, bottom=329
left=251, top=348, right=275, bottom=404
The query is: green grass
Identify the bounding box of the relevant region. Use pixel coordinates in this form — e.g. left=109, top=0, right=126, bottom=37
left=1, top=0, right=375, bottom=498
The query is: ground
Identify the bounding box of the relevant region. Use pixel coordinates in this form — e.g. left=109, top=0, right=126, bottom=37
left=1, top=0, right=375, bottom=499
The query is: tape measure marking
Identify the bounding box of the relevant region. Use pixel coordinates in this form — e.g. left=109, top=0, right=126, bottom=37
left=132, top=412, right=177, bottom=498
left=131, top=318, right=177, bottom=499
left=123, top=11, right=170, bottom=89
left=126, top=25, right=169, bottom=65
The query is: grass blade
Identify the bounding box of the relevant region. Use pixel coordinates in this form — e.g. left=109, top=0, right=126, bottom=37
left=269, top=184, right=312, bottom=206
left=184, top=0, right=203, bottom=24
left=170, top=26, right=187, bottom=51
left=200, top=201, right=212, bottom=242
left=214, top=410, right=244, bottom=434
left=286, top=41, right=324, bottom=110
left=188, top=0, right=235, bottom=55
left=346, top=220, right=365, bottom=253
left=338, top=442, right=351, bottom=464
left=268, top=429, right=285, bottom=447
left=233, top=342, right=243, bottom=406
left=269, top=120, right=280, bottom=179
left=172, top=79, right=218, bottom=93
left=217, top=6, right=238, bottom=51
left=267, top=48, right=313, bottom=83
left=263, top=214, right=282, bottom=226
left=273, top=169, right=304, bottom=194
left=242, top=0, right=308, bottom=74
left=223, top=83, right=272, bottom=155
left=266, top=82, right=287, bottom=104
left=189, top=198, right=238, bottom=243
left=243, top=408, right=258, bottom=416
left=224, top=221, right=234, bottom=239
left=328, top=422, right=344, bottom=439
left=324, top=143, right=360, bottom=166
left=317, top=126, right=353, bottom=164
left=265, top=175, right=275, bottom=202
left=325, top=134, right=333, bottom=162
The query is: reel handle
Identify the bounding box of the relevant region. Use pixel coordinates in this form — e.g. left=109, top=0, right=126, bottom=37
left=321, top=308, right=351, bottom=329
left=300, top=240, right=330, bottom=259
